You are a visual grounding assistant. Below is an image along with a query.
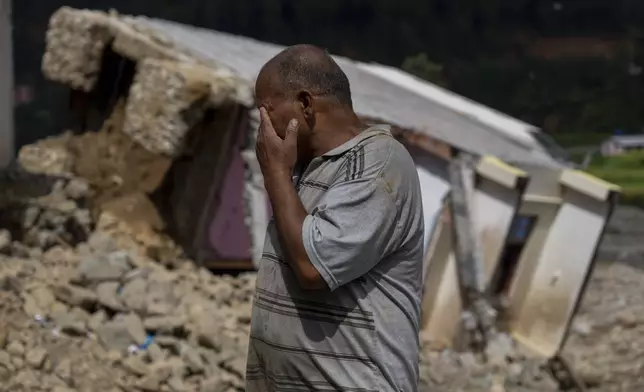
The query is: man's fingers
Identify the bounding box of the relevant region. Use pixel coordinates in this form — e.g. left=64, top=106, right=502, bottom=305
left=259, top=107, right=269, bottom=123
left=259, top=107, right=276, bottom=135
left=284, top=118, right=299, bottom=151
left=286, top=118, right=299, bottom=137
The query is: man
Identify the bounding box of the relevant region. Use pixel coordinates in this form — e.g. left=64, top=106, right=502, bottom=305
left=247, top=44, right=425, bottom=392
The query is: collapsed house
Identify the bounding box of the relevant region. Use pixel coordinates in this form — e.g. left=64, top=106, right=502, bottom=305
left=31, top=6, right=619, bottom=364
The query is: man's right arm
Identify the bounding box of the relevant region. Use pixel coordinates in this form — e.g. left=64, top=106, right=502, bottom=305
left=301, top=176, right=400, bottom=291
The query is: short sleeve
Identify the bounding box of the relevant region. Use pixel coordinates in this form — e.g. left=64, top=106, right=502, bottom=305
left=302, top=177, right=399, bottom=291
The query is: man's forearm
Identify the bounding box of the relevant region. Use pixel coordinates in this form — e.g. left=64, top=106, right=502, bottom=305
left=263, top=169, right=324, bottom=289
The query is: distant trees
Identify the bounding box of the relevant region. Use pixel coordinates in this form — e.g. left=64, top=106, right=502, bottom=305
left=402, top=54, right=448, bottom=87
left=12, top=0, right=644, bottom=147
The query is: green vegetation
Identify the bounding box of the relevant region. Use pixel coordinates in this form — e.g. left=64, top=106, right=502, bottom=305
left=12, top=1, right=644, bottom=149
left=401, top=54, right=448, bottom=87
left=586, top=151, right=644, bottom=207
left=551, top=132, right=614, bottom=149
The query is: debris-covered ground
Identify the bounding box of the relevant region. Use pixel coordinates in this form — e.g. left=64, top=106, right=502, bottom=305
left=0, top=131, right=641, bottom=392
left=0, top=171, right=254, bottom=392
left=7, top=6, right=639, bottom=391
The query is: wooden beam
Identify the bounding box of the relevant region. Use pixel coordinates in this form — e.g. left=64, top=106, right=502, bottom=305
left=201, top=259, right=255, bottom=271
left=447, top=153, right=504, bottom=350
left=448, top=154, right=484, bottom=294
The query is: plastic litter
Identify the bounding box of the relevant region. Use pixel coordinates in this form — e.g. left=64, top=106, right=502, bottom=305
left=139, top=334, right=154, bottom=350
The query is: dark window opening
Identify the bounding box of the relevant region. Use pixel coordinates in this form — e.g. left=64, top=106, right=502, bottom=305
left=492, top=214, right=538, bottom=296
left=67, top=44, right=137, bottom=134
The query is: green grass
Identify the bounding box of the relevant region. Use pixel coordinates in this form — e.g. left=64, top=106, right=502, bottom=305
left=586, top=151, right=644, bottom=207
left=545, top=133, right=644, bottom=207
left=551, top=132, right=613, bottom=148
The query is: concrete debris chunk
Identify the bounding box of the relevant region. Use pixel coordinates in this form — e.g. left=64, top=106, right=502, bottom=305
left=134, top=361, right=173, bottom=391
left=53, top=284, right=97, bottom=310
left=12, top=356, right=25, bottom=370
left=96, top=281, right=125, bottom=311
left=52, top=387, right=77, bottom=392
left=144, top=316, right=185, bottom=335
left=0, top=229, right=11, bottom=253
left=124, top=313, right=148, bottom=346
left=42, top=7, right=112, bottom=91
left=180, top=343, right=205, bottom=374
left=52, top=359, right=73, bottom=385
left=167, top=376, right=190, bottom=392
left=6, top=341, right=25, bottom=357
left=77, top=251, right=132, bottom=284
left=96, top=319, right=138, bottom=352
left=25, top=347, right=48, bottom=369
left=88, top=308, right=109, bottom=332
left=0, top=351, right=12, bottom=369
left=200, top=374, right=237, bottom=392
left=56, top=307, right=90, bottom=336
left=120, top=278, right=148, bottom=314
left=146, top=343, right=167, bottom=363
left=121, top=355, right=149, bottom=376
left=64, top=178, right=91, bottom=200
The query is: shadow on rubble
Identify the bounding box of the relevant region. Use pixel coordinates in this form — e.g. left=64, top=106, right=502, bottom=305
left=0, top=162, right=92, bottom=254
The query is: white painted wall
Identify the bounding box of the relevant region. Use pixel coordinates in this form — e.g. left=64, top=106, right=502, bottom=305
left=416, top=165, right=451, bottom=255
left=420, top=160, right=525, bottom=344
left=510, top=187, right=613, bottom=357
left=473, top=178, right=525, bottom=287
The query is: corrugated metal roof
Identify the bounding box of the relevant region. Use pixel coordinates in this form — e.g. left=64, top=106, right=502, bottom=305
left=130, top=16, right=561, bottom=167
left=356, top=63, right=541, bottom=146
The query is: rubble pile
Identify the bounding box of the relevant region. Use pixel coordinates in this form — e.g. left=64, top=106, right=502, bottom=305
left=0, top=182, right=255, bottom=392
left=0, top=172, right=556, bottom=392
left=0, top=123, right=638, bottom=391
left=2, top=6, right=642, bottom=388
left=563, top=261, right=644, bottom=391
left=418, top=343, right=560, bottom=392
left=0, top=120, right=256, bottom=391
left=0, top=3, right=628, bottom=391
left=0, top=160, right=640, bottom=392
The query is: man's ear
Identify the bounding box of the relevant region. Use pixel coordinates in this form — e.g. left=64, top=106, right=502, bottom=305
left=297, top=91, right=314, bottom=119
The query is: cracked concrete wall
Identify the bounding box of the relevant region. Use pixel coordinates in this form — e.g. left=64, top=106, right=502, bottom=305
left=42, top=7, right=249, bottom=157
left=42, top=8, right=113, bottom=92
left=41, top=6, right=263, bottom=267
left=123, top=59, right=240, bottom=156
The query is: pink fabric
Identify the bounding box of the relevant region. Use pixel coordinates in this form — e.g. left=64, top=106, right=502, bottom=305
left=207, top=133, right=252, bottom=260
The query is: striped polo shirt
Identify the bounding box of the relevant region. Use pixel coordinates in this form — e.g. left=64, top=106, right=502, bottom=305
left=246, top=125, right=425, bottom=392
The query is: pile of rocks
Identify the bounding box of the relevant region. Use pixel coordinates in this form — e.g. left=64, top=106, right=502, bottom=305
left=0, top=222, right=255, bottom=392
left=0, top=172, right=92, bottom=258
left=418, top=345, right=560, bottom=392
left=0, top=158, right=255, bottom=391
left=0, top=160, right=563, bottom=392
left=417, top=259, right=644, bottom=392
left=0, top=132, right=642, bottom=392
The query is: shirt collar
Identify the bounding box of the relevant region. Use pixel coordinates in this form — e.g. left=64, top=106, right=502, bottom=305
left=321, top=124, right=392, bottom=158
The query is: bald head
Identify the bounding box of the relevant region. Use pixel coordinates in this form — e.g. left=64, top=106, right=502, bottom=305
left=258, top=44, right=353, bottom=107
